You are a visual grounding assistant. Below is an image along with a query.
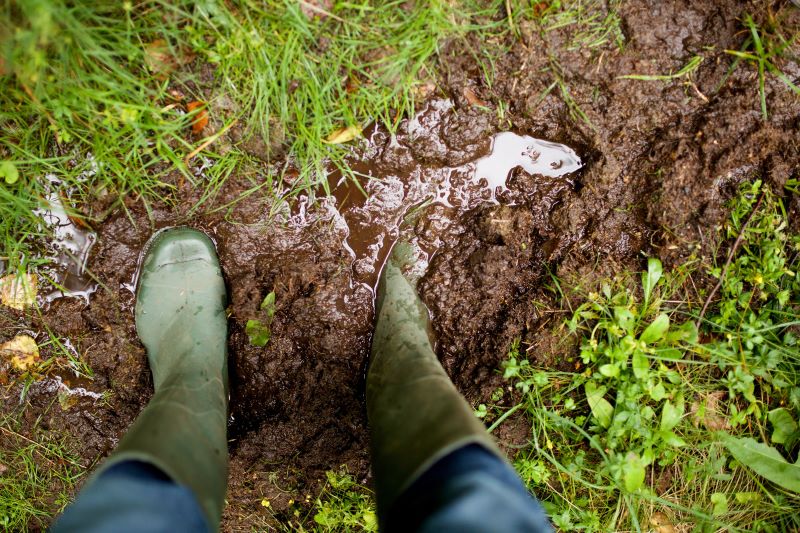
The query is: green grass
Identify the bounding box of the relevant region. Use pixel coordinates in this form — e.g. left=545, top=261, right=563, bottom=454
left=0, top=0, right=498, bottom=274
left=725, top=13, right=800, bottom=120
left=481, top=179, right=800, bottom=531
left=619, top=54, right=705, bottom=82
left=0, top=419, right=83, bottom=531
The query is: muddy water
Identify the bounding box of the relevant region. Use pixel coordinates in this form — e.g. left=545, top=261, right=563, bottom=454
left=34, top=175, right=98, bottom=305
left=309, top=100, right=582, bottom=289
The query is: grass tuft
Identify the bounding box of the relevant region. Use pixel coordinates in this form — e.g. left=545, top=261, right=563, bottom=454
left=0, top=420, right=82, bottom=531
left=725, top=13, right=800, bottom=120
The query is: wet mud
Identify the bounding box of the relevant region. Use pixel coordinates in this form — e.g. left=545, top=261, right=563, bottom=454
left=1, top=1, right=799, bottom=530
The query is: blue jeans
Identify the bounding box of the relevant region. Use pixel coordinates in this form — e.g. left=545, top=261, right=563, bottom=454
left=52, top=461, right=209, bottom=533
left=54, top=445, right=550, bottom=532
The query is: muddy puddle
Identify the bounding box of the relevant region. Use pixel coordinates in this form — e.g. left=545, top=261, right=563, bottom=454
left=33, top=175, right=98, bottom=306
left=289, top=99, right=582, bottom=290
left=212, top=98, right=585, bottom=446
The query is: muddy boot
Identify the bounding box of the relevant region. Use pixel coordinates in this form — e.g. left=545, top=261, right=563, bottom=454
left=93, top=227, right=229, bottom=528
left=367, top=243, right=506, bottom=520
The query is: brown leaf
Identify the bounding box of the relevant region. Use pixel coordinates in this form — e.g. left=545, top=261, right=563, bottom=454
left=186, top=101, right=209, bottom=135
left=344, top=75, right=360, bottom=94
left=58, top=192, right=94, bottom=231
left=532, top=2, right=549, bottom=16
left=690, top=391, right=730, bottom=431
left=463, top=87, right=488, bottom=107
left=649, top=511, right=676, bottom=533
left=0, top=273, right=37, bottom=310
left=412, top=82, right=436, bottom=101
left=144, top=40, right=194, bottom=80
left=1, top=334, right=40, bottom=371
left=144, top=40, right=176, bottom=78
left=323, top=125, right=361, bottom=145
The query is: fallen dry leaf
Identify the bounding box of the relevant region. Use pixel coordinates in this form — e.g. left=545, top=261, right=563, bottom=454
left=649, top=511, right=676, bottom=533
left=59, top=192, right=94, bottom=231
left=344, top=75, right=360, bottom=94
left=690, top=391, right=730, bottom=431
left=186, top=101, right=209, bottom=134
left=144, top=40, right=193, bottom=79
left=463, top=86, right=488, bottom=107
left=144, top=40, right=176, bottom=77
left=0, top=273, right=37, bottom=310
left=1, top=334, right=40, bottom=371
left=412, top=82, right=437, bottom=101
left=323, top=125, right=361, bottom=145
left=0, top=462, right=7, bottom=475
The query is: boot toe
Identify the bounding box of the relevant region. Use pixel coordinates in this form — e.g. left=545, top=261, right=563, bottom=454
left=135, top=227, right=227, bottom=341
left=142, top=228, right=219, bottom=273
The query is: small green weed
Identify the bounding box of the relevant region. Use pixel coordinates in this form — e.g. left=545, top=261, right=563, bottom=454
left=282, top=467, right=377, bottom=532
left=493, top=179, right=800, bottom=530
left=312, top=469, right=377, bottom=532
left=725, top=14, right=800, bottom=120
left=246, top=291, right=276, bottom=347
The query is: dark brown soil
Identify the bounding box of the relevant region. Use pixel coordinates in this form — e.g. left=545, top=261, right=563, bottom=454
left=1, top=1, right=798, bottom=530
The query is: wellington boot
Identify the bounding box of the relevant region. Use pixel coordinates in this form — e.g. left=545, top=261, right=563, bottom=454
left=93, top=227, right=229, bottom=529
left=367, top=243, right=506, bottom=519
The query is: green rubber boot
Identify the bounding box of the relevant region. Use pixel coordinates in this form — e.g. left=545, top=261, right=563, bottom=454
left=94, top=227, right=229, bottom=529
left=367, top=243, right=506, bottom=521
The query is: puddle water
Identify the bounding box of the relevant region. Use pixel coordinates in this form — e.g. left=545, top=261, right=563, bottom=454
left=56, top=99, right=582, bottom=310
left=28, top=374, right=105, bottom=405
left=294, top=100, right=583, bottom=289
left=473, top=132, right=582, bottom=196
left=33, top=175, right=98, bottom=305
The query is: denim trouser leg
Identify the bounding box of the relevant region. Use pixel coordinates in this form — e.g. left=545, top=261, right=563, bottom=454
left=384, top=443, right=553, bottom=532
left=52, top=460, right=208, bottom=533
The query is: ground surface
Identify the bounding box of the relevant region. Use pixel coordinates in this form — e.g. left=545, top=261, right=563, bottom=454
left=1, top=1, right=799, bottom=531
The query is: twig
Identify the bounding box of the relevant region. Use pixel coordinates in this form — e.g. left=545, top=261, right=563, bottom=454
left=184, top=119, right=238, bottom=165
left=696, top=191, right=765, bottom=327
